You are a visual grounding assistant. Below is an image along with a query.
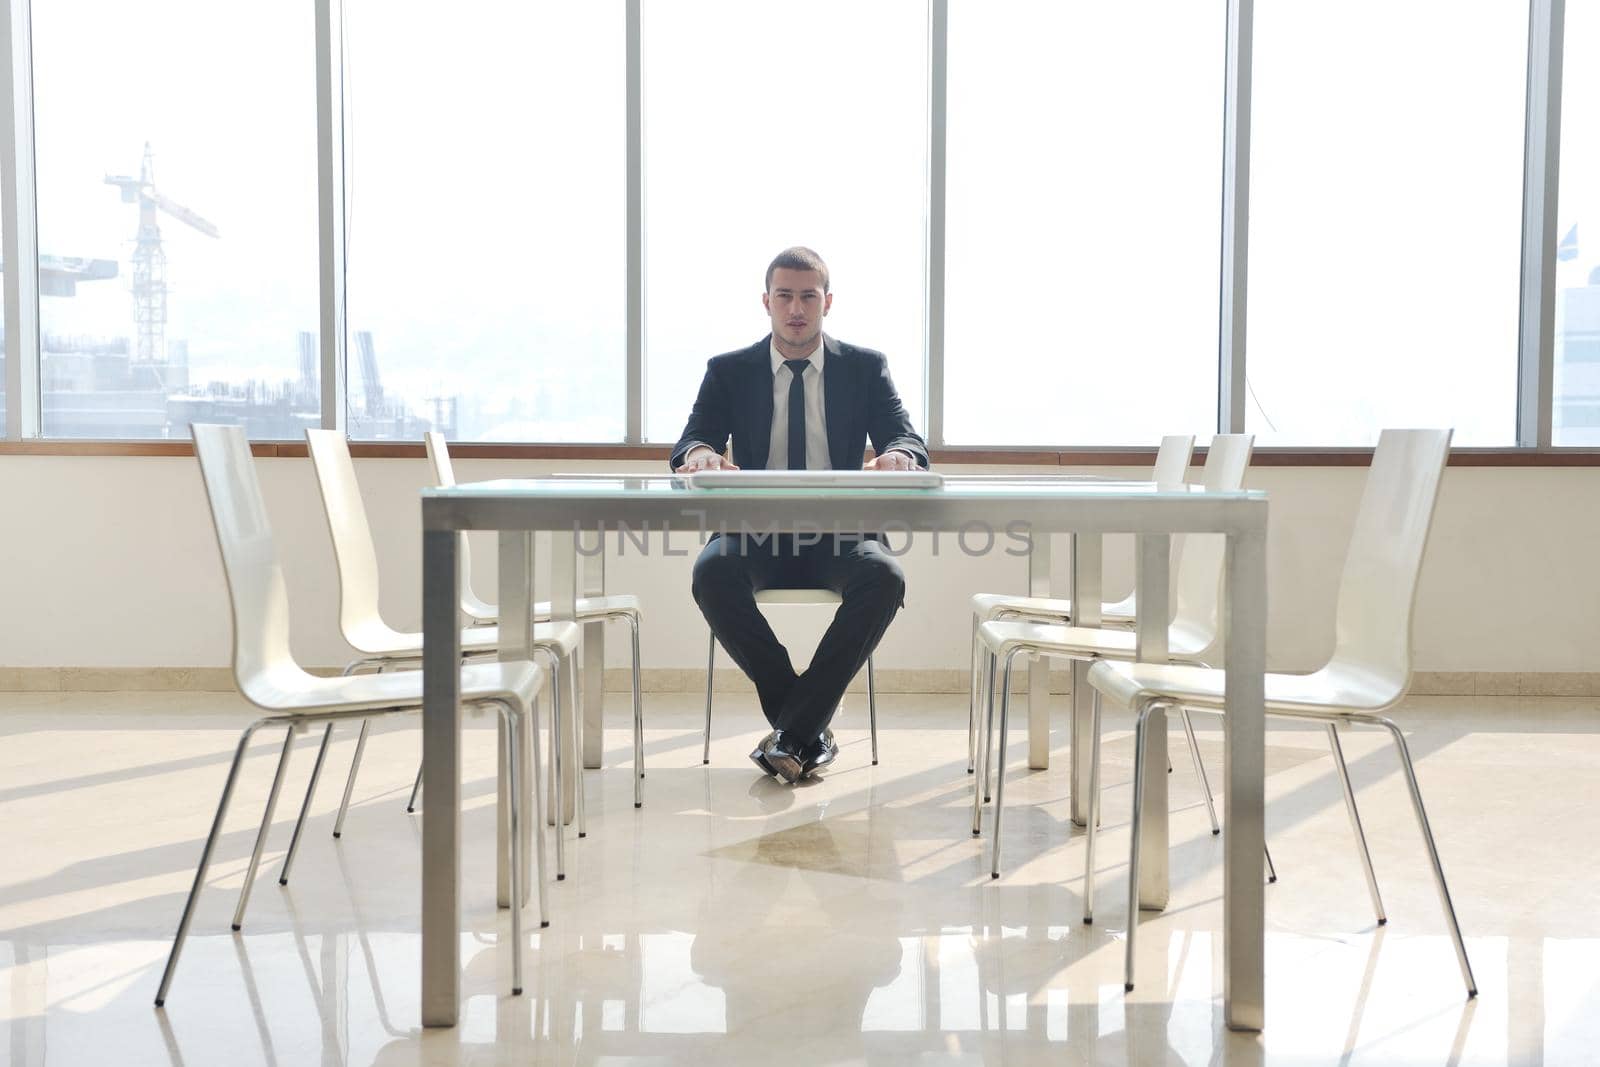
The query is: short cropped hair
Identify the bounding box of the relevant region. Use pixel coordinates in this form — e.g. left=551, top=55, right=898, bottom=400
left=765, top=246, right=830, bottom=293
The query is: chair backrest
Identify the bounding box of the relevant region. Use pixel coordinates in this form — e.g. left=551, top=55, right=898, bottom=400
left=191, top=423, right=315, bottom=706
left=1152, top=434, right=1195, bottom=488
left=305, top=428, right=391, bottom=645
left=424, top=431, right=496, bottom=620
left=423, top=430, right=457, bottom=487
left=1328, top=428, right=1453, bottom=692
left=1170, top=434, right=1255, bottom=652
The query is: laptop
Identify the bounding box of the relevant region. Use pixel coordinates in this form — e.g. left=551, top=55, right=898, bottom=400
left=689, top=469, right=945, bottom=490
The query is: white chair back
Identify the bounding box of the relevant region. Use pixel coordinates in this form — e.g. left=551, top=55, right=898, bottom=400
left=1152, top=434, right=1195, bottom=488
left=191, top=423, right=316, bottom=706
left=1327, top=428, right=1453, bottom=695
left=305, top=428, right=393, bottom=647
left=423, top=430, right=457, bottom=487
left=424, top=432, right=496, bottom=620
left=1170, top=433, right=1255, bottom=653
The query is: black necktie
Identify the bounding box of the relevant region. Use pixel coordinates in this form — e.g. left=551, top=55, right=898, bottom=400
left=784, top=359, right=809, bottom=470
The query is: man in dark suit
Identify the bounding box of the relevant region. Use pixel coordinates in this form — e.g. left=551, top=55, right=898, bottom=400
left=671, top=246, right=929, bottom=784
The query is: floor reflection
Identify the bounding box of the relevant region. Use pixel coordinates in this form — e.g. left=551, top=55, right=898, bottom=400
left=2, top=692, right=1598, bottom=1065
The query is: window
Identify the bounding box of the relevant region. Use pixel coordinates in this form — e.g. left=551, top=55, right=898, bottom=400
left=8, top=1, right=1588, bottom=453
left=943, top=0, right=1227, bottom=445
left=343, top=0, right=625, bottom=442
left=642, top=0, right=929, bottom=445
left=31, top=0, right=320, bottom=438
left=1, top=162, right=6, bottom=423
left=1246, top=0, right=1529, bottom=446
left=1555, top=0, right=1600, bottom=445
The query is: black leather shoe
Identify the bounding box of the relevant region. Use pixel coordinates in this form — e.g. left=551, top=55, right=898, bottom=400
left=800, top=728, right=839, bottom=778
left=749, top=731, right=779, bottom=776
left=764, top=732, right=807, bottom=784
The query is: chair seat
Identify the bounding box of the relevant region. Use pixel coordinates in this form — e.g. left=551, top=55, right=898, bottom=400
left=244, top=658, right=545, bottom=716
left=346, top=619, right=581, bottom=659
left=978, top=618, right=1212, bottom=662
left=1086, top=659, right=1405, bottom=716
left=969, top=592, right=1136, bottom=624
left=754, top=588, right=842, bottom=606
left=468, top=593, right=642, bottom=625
left=567, top=594, right=641, bottom=618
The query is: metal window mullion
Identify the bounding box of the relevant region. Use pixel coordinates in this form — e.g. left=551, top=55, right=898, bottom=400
left=316, top=0, right=346, bottom=433
left=625, top=0, right=643, bottom=443
left=924, top=0, right=947, bottom=447
left=2, top=0, right=40, bottom=439
left=1518, top=0, right=1563, bottom=448
left=1217, top=0, right=1253, bottom=436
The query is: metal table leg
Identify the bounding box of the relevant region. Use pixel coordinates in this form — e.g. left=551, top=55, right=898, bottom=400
left=551, top=530, right=580, bottom=823
left=421, top=526, right=462, bottom=1027
left=1134, top=533, right=1170, bottom=911
left=582, top=539, right=605, bottom=770
left=1223, top=521, right=1268, bottom=1031
left=1069, top=534, right=1102, bottom=824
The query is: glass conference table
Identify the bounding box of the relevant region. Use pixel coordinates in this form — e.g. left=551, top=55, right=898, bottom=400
left=418, top=475, right=1269, bottom=1031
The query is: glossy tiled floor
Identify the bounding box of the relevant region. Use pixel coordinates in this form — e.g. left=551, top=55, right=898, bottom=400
left=3, top=690, right=1598, bottom=1065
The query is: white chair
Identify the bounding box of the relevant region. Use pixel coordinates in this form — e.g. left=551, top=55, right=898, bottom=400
left=704, top=589, right=878, bottom=766
left=257, top=429, right=581, bottom=906
left=1085, top=429, right=1475, bottom=998
left=156, top=424, right=547, bottom=1007
left=975, top=435, right=1257, bottom=880
left=965, top=434, right=1196, bottom=772
left=422, top=431, right=645, bottom=809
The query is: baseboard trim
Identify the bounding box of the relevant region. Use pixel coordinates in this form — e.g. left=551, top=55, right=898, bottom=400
left=0, top=666, right=1593, bottom=697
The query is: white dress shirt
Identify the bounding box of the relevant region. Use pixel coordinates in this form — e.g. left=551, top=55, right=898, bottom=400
left=767, top=338, right=830, bottom=470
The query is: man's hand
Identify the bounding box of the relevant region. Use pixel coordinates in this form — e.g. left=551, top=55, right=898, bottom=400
left=863, top=450, right=915, bottom=472
left=675, top=446, right=740, bottom=474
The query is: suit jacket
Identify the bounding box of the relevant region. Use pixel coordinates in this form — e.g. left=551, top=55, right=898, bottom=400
left=668, top=334, right=930, bottom=472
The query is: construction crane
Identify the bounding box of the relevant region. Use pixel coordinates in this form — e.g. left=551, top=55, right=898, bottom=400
left=354, top=330, right=385, bottom=416
left=104, top=143, right=219, bottom=363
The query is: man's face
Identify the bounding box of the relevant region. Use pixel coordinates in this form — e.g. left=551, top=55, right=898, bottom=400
left=763, top=267, right=832, bottom=354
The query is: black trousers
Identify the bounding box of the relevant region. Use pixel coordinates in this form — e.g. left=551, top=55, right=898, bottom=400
left=691, top=534, right=906, bottom=744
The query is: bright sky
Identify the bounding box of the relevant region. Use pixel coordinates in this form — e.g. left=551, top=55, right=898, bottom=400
left=18, top=0, right=1563, bottom=445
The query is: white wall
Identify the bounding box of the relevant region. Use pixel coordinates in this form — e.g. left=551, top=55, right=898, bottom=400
left=1, top=455, right=1596, bottom=673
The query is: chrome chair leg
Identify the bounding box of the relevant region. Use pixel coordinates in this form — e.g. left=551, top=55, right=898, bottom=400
left=276, top=723, right=335, bottom=887
left=972, top=651, right=997, bottom=836
left=531, top=639, right=576, bottom=844
left=631, top=614, right=644, bottom=807
left=525, top=682, right=551, bottom=930
left=1180, top=708, right=1220, bottom=835
left=332, top=718, right=370, bottom=838
left=1124, top=703, right=1158, bottom=992
left=967, top=613, right=981, bottom=773
left=989, top=648, right=1026, bottom=879
left=497, top=701, right=524, bottom=995
left=571, top=653, right=587, bottom=841
left=1327, top=721, right=1386, bottom=925
left=252, top=657, right=377, bottom=854
left=867, top=653, right=879, bottom=766
left=231, top=729, right=297, bottom=931
left=405, top=761, right=424, bottom=814
left=328, top=662, right=384, bottom=833
left=552, top=652, right=566, bottom=882
left=969, top=647, right=990, bottom=805
left=981, top=652, right=998, bottom=804
left=1375, top=717, right=1477, bottom=998
left=1083, top=688, right=1103, bottom=923
left=155, top=722, right=265, bottom=1007
left=702, top=632, right=716, bottom=765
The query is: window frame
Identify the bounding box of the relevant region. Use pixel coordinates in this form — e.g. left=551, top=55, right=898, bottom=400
left=0, top=0, right=1584, bottom=458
